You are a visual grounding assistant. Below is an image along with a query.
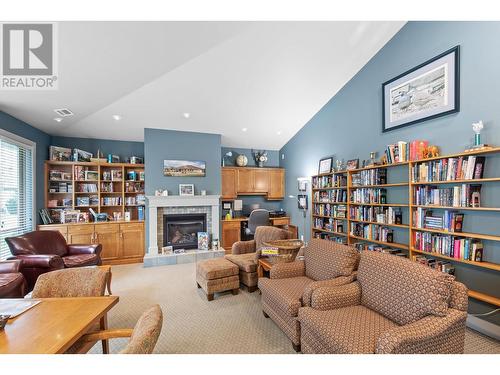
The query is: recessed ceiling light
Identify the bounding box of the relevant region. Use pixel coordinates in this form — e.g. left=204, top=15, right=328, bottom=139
left=277, top=130, right=282, bottom=135
left=183, top=112, right=190, bottom=119
left=242, top=128, right=248, bottom=132
left=112, top=114, right=122, bottom=121
left=54, top=117, right=62, bottom=122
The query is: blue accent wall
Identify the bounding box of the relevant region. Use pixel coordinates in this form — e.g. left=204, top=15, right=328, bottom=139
left=0, top=111, right=51, bottom=222
left=279, top=21, right=500, bottom=322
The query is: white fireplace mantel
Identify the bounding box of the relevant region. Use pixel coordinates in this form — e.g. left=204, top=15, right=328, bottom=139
left=146, top=195, right=221, bottom=256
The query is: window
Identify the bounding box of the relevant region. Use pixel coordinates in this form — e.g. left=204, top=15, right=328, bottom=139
left=0, top=129, right=35, bottom=260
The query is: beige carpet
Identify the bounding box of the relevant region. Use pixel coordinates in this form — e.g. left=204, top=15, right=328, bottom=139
left=90, top=263, right=500, bottom=354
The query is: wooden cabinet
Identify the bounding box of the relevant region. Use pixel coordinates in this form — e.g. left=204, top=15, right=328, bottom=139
left=222, top=167, right=285, bottom=200
left=221, top=221, right=241, bottom=252
left=221, top=168, right=237, bottom=199
left=37, top=221, right=145, bottom=265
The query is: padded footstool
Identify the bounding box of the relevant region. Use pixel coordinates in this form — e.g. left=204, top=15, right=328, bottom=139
left=196, top=258, right=239, bottom=301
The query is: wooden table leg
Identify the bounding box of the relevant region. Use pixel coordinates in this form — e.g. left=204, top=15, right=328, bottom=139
left=100, top=315, right=109, bottom=354
left=107, top=270, right=112, bottom=295
left=257, top=263, right=263, bottom=278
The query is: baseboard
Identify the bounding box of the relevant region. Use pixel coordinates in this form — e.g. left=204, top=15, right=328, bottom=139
left=466, top=314, right=500, bottom=341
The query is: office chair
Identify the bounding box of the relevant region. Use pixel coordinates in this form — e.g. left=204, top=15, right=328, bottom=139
left=244, top=209, right=270, bottom=240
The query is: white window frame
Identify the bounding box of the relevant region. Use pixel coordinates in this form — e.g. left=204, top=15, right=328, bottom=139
left=0, top=128, right=37, bottom=232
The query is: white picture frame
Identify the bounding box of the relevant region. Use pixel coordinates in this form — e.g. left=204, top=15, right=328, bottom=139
left=179, top=184, right=194, bottom=196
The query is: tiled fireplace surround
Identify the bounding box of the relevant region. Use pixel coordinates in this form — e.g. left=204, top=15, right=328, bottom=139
left=144, top=195, right=225, bottom=267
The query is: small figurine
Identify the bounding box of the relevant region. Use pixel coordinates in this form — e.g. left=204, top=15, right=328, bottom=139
left=380, top=154, right=388, bottom=165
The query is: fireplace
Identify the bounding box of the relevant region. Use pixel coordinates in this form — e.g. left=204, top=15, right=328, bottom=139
left=163, top=213, right=207, bottom=250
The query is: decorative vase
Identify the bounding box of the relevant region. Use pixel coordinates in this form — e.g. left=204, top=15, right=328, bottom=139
left=236, top=154, right=248, bottom=167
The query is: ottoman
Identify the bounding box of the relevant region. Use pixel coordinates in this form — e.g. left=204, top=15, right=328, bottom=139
left=196, top=258, right=239, bottom=301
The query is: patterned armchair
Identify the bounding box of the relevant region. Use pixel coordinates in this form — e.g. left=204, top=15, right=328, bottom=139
left=298, top=250, right=468, bottom=354
left=225, top=226, right=291, bottom=292
left=258, top=239, right=359, bottom=351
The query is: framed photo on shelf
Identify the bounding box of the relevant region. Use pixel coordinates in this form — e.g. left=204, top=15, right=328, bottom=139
left=382, top=45, right=460, bottom=132
left=49, top=146, right=72, bottom=161
left=179, top=184, right=195, bottom=196
left=318, top=157, right=333, bottom=175
left=346, top=159, right=359, bottom=170
left=297, top=194, right=308, bottom=210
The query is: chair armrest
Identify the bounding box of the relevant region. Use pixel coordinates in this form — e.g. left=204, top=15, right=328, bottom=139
left=231, top=240, right=256, bottom=255
left=309, top=281, right=362, bottom=310
left=67, top=244, right=102, bottom=256
left=80, top=329, right=133, bottom=343
left=270, top=260, right=305, bottom=279
left=375, top=308, right=467, bottom=354
left=9, top=254, right=64, bottom=269
left=0, top=260, right=22, bottom=273
left=302, top=274, right=356, bottom=307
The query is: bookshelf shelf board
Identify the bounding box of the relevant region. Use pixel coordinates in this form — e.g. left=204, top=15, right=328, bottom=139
left=101, top=205, right=123, bottom=207
left=411, top=177, right=500, bottom=185
left=349, top=162, right=409, bottom=172
left=349, top=219, right=409, bottom=229
left=410, top=204, right=500, bottom=212
left=125, top=191, right=144, bottom=194
left=100, top=180, right=123, bottom=183
left=48, top=192, right=72, bottom=194
left=410, top=147, right=500, bottom=163
left=349, top=235, right=409, bottom=250
left=312, top=214, right=348, bottom=220
left=76, top=205, right=98, bottom=208
left=312, top=186, right=347, bottom=191
left=74, top=192, right=98, bottom=194
left=100, top=192, right=123, bottom=194
left=411, top=249, right=500, bottom=271
left=48, top=206, right=72, bottom=209
left=125, top=205, right=144, bottom=207
left=312, top=201, right=348, bottom=205
left=75, top=180, right=99, bottom=183
left=49, top=179, right=72, bottom=182
left=312, top=228, right=348, bottom=237
left=350, top=183, right=408, bottom=188
left=467, top=290, right=500, bottom=307
left=125, top=179, right=144, bottom=182
left=349, top=202, right=408, bottom=207
left=411, top=227, right=500, bottom=242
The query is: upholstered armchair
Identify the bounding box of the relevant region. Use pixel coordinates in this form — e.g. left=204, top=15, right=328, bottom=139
left=6, top=230, right=102, bottom=291
left=0, top=260, right=27, bottom=298
left=298, top=250, right=468, bottom=354
left=225, top=226, right=291, bottom=292
left=258, top=239, right=359, bottom=351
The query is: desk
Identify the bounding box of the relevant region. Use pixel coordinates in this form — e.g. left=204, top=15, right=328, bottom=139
left=0, top=296, right=119, bottom=354
left=221, top=217, right=295, bottom=252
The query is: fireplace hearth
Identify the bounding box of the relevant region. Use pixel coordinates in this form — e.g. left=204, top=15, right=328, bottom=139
left=163, top=213, right=207, bottom=250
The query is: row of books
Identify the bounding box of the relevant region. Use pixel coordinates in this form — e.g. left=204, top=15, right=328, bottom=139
left=102, top=169, right=123, bottom=181
left=351, top=168, right=387, bottom=186
left=125, top=181, right=144, bottom=193
left=125, top=195, right=146, bottom=206
left=78, top=183, right=98, bottom=193
left=353, top=243, right=404, bottom=256
left=413, top=231, right=484, bottom=262
left=48, top=182, right=73, bottom=193
left=313, top=218, right=345, bottom=233
left=101, top=182, right=116, bottom=192
left=312, top=175, right=347, bottom=189
left=411, top=156, right=485, bottom=182
left=350, top=188, right=387, bottom=204
left=76, top=196, right=99, bottom=207
left=385, top=141, right=409, bottom=164
left=349, top=206, right=403, bottom=224
left=101, top=197, right=122, bottom=206
left=47, top=198, right=72, bottom=208
left=350, top=223, right=394, bottom=243
left=413, top=255, right=455, bottom=275
left=413, top=184, right=482, bottom=207
left=313, top=203, right=347, bottom=218
left=413, top=208, right=464, bottom=232
left=312, top=232, right=347, bottom=244
left=313, top=190, right=347, bottom=203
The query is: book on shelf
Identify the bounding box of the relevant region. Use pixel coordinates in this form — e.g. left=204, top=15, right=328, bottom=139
left=411, top=155, right=486, bottom=183
left=351, top=168, right=387, bottom=186
left=413, top=208, right=464, bottom=232
left=353, top=243, right=404, bottom=256
left=349, top=205, right=402, bottom=224
left=350, top=223, right=394, bottom=243
left=314, top=203, right=347, bottom=217
left=313, top=232, right=347, bottom=244
left=412, top=255, right=455, bottom=275
left=413, top=184, right=482, bottom=208
left=312, top=174, right=347, bottom=188
left=314, top=189, right=347, bottom=203
left=413, top=231, right=484, bottom=262
left=101, top=196, right=122, bottom=206
left=350, top=188, right=387, bottom=204
left=313, top=217, right=345, bottom=233
left=386, top=140, right=430, bottom=164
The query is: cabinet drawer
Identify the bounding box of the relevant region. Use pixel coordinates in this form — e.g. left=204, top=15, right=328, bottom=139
left=222, top=221, right=241, bottom=229
left=68, top=225, right=94, bottom=235
left=271, top=218, right=290, bottom=226
left=94, top=223, right=119, bottom=233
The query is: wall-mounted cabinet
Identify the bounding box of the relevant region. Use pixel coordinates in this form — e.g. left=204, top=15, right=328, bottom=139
left=221, top=167, right=285, bottom=200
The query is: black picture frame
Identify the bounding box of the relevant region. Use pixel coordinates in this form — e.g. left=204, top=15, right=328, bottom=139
left=318, top=157, right=333, bottom=175
left=382, top=45, right=460, bottom=132
left=298, top=194, right=308, bottom=210
left=346, top=159, right=359, bottom=170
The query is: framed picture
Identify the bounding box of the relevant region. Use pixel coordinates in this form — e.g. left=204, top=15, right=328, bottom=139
left=318, top=157, right=333, bottom=175
left=179, top=184, right=194, bottom=196
left=73, top=148, right=93, bottom=162
left=49, top=146, right=72, bottom=161
left=298, top=194, right=308, bottom=210
left=346, top=159, right=359, bottom=170
left=382, top=46, right=460, bottom=132
left=164, top=160, right=206, bottom=177
left=298, top=179, right=308, bottom=192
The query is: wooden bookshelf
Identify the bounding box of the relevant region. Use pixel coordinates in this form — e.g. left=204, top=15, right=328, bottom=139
left=311, top=147, right=500, bottom=307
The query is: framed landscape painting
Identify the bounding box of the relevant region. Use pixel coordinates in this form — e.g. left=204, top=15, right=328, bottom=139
left=382, top=46, right=460, bottom=132
left=163, top=160, right=206, bottom=177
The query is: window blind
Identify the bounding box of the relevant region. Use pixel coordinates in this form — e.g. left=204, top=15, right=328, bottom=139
left=0, top=131, right=34, bottom=260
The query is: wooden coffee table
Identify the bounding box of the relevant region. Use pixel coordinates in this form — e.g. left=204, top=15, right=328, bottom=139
left=257, top=258, right=273, bottom=278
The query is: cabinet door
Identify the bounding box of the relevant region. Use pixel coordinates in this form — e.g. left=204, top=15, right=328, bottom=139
left=221, top=168, right=237, bottom=199
left=120, top=223, right=145, bottom=259
left=67, top=225, right=94, bottom=245
left=237, top=169, right=253, bottom=193
left=268, top=169, right=285, bottom=199
left=221, top=221, right=241, bottom=253
left=95, top=224, right=121, bottom=260
left=253, top=169, right=269, bottom=193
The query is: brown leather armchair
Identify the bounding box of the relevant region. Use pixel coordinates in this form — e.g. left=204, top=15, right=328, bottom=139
left=5, top=230, right=102, bottom=291
left=0, top=260, right=27, bottom=298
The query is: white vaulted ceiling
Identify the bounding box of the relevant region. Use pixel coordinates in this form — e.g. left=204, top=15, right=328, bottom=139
left=0, top=21, right=405, bottom=149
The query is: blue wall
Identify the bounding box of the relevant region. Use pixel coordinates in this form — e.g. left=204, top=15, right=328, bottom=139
left=279, top=21, right=500, bottom=321
left=0, top=111, right=51, bottom=221
left=51, top=136, right=144, bottom=162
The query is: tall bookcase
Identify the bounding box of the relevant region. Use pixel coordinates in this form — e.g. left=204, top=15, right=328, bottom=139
left=311, top=147, right=500, bottom=307
left=45, top=160, right=145, bottom=223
